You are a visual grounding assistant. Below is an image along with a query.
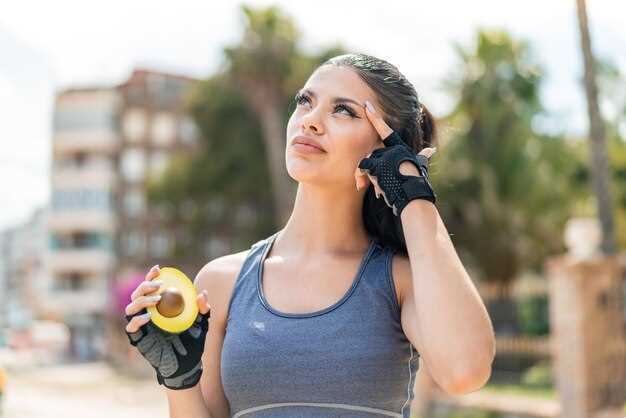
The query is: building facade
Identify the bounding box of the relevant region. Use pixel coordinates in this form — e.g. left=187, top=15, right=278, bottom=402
left=47, top=69, right=199, bottom=360
left=0, top=207, right=49, bottom=336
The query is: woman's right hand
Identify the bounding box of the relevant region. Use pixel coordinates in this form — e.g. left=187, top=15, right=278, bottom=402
left=124, top=265, right=211, bottom=390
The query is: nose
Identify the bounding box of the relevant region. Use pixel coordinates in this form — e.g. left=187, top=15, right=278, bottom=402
left=300, top=107, right=323, bottom=135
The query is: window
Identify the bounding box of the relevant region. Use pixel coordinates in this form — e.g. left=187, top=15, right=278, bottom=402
left=151, top=112, right=176, bottom=145
left=122, top=108, right=147, bottom=142
left=179, top=116, right=198, bottom=145
left=149, top=152, right=170, bottom=178
left=205, top=237, right=229, bottom=257
left=51, top=189, right=112, bottom=210
left=53, top=96, right=118, bottom=133
left=49, top=232, right=112, bottom=250
left=123, top=189, right=145, bottom=217
left=150, top=231, right=170, bottom=257
left=120, top=148, right=145, bottom=182
left=123, top=231, right=145, bottom=257
left=54, top=273, right=87, bottom=290
left=74, top=152, right=88, bottom=167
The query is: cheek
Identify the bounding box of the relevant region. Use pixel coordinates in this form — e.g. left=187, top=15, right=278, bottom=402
left=286, top=112, right=297, bottom=138
left=328, top=127, right=374, bottom=177
left=333, top=125, right=374, bottom=158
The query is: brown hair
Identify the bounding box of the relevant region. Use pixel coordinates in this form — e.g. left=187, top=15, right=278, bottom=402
left=320, top=53, right=438, bottom=254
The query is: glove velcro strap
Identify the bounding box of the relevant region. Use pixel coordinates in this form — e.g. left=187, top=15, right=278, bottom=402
left=159, top=361, right=203, bottom=390
left=401, top=176, right=436, bottom=204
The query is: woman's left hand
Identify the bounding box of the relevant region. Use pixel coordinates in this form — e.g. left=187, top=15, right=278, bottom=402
left=354, top=100, right=437, bottom=216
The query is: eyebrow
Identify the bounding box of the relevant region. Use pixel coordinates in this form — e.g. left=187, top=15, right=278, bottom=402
left=299, top=88, right=364, bottom=108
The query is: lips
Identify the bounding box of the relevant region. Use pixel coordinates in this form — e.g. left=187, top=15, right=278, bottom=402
left=292, top=135, right=326, bottom=152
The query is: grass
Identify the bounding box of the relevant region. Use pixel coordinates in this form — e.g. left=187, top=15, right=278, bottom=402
left=480, top=383, right=557, bottom=400
left=482, top=383, right=626, bottom=412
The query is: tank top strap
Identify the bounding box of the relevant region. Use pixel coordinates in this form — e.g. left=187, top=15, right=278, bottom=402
left=356, top=240, right=402, bottom=322
left=225, top=232, right=279, bottom=324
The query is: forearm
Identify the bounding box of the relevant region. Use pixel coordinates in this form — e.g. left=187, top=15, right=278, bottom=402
left=400, top=199, right=495, bottom=387
left=166, top=385, right=212, bottom=418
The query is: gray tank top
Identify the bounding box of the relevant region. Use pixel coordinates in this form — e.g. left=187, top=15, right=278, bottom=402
left=221, top=231, right=419, bottom=418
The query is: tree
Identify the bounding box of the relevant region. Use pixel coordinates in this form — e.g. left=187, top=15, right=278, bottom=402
left=575, top=0, right=617, bottom=254
left=148, top=5, right=346, bottom=265
left=434, top=30, right=583, bottom=295
left=222, top=5, right=345, bottom=224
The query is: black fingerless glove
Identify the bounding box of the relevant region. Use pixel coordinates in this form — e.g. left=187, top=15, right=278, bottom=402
left=358, top=131, right=436, bottom=217
left=124, top=308, right=210, bottom=390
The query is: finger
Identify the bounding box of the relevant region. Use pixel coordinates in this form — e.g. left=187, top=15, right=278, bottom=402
left=364, top=101, right=393, bottom=141
left=125, top=311, right=151, bottom=333
left=369, top=176, right=383, bottom=198
left=418, top=147, right=437, bottom=159
left=354, top=163, right=371, bottom=191
left=414, top=154, right=432, bottom=178
left=197, top=290, right=211, bottom=315
left=130, top=279, right=164, bottom=301
left=130, top=264, right=160, bottom=300
left=125, top=294, right=162, bottom=316
left=146, top=264, right=160, bottom=281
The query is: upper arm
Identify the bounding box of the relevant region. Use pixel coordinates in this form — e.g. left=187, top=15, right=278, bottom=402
left=391, top=254, right=420, bottom=351
left=392, top=254, right=435, bottom=380
left=193, top=251, right=248, bottom=418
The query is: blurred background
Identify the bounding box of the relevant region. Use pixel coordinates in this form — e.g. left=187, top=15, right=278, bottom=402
left=1, top=1, right=625, bottom=417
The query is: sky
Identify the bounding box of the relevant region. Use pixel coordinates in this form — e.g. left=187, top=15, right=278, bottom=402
left=1, top=0, right=624, bottom=230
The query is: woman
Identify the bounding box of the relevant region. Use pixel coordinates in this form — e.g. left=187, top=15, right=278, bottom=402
left=124, top=53, right=496, bottom=418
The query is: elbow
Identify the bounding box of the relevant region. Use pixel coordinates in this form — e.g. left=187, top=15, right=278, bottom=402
left=441, top=362, right=493, bottom=396
left=445, top=340, right=496, bottom=395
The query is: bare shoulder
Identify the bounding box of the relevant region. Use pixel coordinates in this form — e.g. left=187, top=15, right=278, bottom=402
left=193, top=249, right=251, bottom=326
left=390, top=251, right=413, bottom=308
left=193, top=250, right=251, bottom=418
left=194, top=249, right=250, bottom=290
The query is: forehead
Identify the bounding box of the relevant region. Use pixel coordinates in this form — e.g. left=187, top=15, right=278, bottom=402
left=304, top=65, right=377, bottom=104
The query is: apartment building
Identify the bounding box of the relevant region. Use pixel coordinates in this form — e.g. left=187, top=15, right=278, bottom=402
left=0, top=207, right=49, bottom=333
left=48, top=69, right=200, bottom=360
left=49, top=86, right=119, bottom=359
left=115, top=70, right=200, bottom=277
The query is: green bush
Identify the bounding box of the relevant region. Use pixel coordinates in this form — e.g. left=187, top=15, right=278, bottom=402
left=516, top=294, right=550, bottom=336
left=521, top=360, right=553, bottom=388
left=442, top=409, right=504, bottom=418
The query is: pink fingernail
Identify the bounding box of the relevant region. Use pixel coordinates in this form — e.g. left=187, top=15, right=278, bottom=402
left=365, top=101, right=375, bottom=113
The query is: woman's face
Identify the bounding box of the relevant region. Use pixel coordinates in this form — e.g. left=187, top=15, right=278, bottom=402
left=285, top=65, right=384, bottom=187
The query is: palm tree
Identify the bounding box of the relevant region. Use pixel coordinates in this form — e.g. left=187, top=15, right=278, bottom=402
left=437, top=30, right=578, bottom=296
left=223, top=5, right=300, bottom=224
left=575, top=0, right=616, bottom=254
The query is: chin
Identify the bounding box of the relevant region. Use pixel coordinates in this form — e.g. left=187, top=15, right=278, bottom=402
left=286, top=156, right=328, bottom=184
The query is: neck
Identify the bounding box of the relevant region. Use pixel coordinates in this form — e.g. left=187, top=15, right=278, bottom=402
left=274, top=182, right=371, bottom=257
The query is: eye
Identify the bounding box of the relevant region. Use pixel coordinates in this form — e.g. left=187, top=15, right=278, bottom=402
left=294, top=92, right=310, bottom=106
left=334, top=104, right=357, bottom=118
left=294, top=93, right=359, bottom=119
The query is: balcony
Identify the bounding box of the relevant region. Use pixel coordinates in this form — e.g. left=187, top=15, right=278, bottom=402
left=53, top=131, right=120, bottom=155
left=49, top=248, right=115, bottom=275
left=48, top=210, right=116, bottom=233
left=45, top=289, right=108, bottom=315
left=51, top=166, right=117, bottom=190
